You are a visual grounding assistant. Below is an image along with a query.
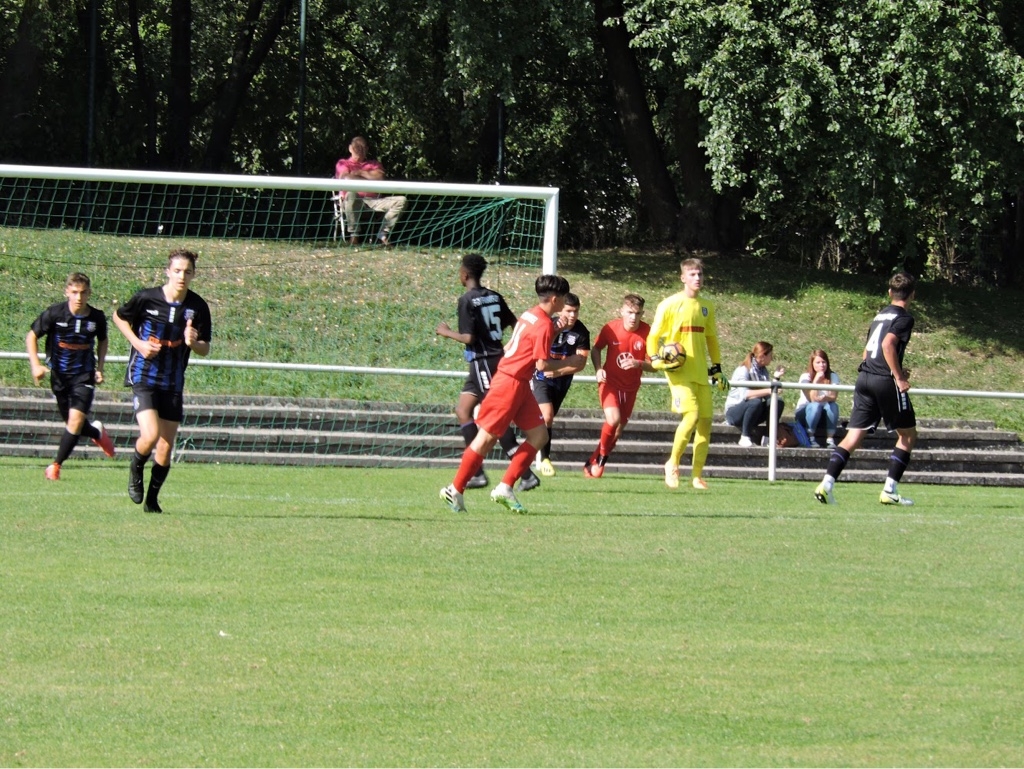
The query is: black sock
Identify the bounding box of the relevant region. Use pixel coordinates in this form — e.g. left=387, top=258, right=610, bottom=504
left=887, top=448, right=912, bottom=483
left=460, top=421, right=479, bottom=448
left=825, top=446, right=851, bottom=481
left=80, top=421, right=101, bottom=441
left=54, top=429, right=80, bottom=466
left=147, top=462, right=170, bottom=504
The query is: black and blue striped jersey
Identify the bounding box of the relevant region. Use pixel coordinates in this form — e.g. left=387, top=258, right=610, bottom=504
left=533, top=319, right=591, bottom=387
left=30, top=301, right=107, bottom=379
left=116, top=287, right=212, bottom=392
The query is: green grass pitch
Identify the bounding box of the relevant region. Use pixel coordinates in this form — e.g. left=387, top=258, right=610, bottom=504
left=2, top=457, right=1023, bottom=766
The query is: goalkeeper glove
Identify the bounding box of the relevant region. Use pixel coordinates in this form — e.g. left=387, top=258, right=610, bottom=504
left=708, top=363, right=730, bottom=391
left=650, top=355, right=681, bottom=371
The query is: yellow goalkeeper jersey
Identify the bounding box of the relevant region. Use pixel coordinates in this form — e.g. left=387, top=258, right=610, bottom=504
left=646, top=290, right=721, bottom=384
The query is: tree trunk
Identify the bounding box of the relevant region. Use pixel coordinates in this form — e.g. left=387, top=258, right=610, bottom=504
left=592, top=0, right=680, bottom=242
left=202, top=0, right=295, bottom=171
left=674, top=89, right=729, bottom=250
left=127, top=0, right=158, bottom=167
left=167, top=0, right=193, bottom=169
left=0, top=0, right=45, bottom=162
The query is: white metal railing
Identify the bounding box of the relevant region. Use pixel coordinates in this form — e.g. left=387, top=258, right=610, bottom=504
left=2, top=352, right=1021, bottom=483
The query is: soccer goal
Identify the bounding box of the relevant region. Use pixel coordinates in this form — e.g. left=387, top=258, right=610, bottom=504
left=0, top=164, right=559, bottom=272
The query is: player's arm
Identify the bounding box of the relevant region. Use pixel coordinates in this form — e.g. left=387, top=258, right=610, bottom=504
left=435, top=321, right=473, bottom=346
left=25, top=329, right=47, bottom=385
left=590, top=342, right=608, bottom=383
left=881, top=333, right=909, bottom=392
left=95, top=337, right=108, bottom=385
left=545, top=349, right=589, bottom=378
left=113, top=310, right=161, bottom=360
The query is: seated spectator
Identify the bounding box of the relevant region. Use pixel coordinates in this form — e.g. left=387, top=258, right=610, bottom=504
left=724, top=341, right=786, bottom=447
left=794, top=349, right=840, bottom=448
left=335, top=136, right=406, bottom=246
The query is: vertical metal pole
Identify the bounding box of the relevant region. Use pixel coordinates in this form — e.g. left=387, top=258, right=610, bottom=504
left=767, top=381, right=780, bottom=481
left=86, top=0, right=98, bottom=166
left=496, top=98, right=506, bottom=184
left=296, top=0, right=308, bottom=175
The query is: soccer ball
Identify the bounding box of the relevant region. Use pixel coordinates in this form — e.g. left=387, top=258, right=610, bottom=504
left=659, top=342, right=685, bottom=365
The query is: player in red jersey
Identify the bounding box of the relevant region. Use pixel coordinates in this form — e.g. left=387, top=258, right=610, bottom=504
left=440, top=275, right=583, bottom=514
left=583, top=294, right=654, bottom=478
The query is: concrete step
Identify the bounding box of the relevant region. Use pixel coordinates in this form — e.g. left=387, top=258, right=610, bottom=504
left=2, top=388, right=1020, bottom=485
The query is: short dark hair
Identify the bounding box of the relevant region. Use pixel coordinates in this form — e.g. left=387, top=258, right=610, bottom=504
left=889, top=271, right=916, bottom=301
left=535, top=274, right=570, bottom=299
left=461, top=253, right=488, bottom=281
left=564, top=292, right=580, bottom=308
left=168, top=248, right=198, bottom=268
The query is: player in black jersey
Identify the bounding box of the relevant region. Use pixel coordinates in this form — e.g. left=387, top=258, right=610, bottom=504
left=113, top=249, right=212, bottom=513
left=26, top=273, right=117, bottom=480
left=815, top=271, right=918, bottom=506
left=530, top=293, right=590, bottom=476
left=435, top=253, right=542, bottom=492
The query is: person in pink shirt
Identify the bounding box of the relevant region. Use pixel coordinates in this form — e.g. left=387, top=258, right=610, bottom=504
left=335, top=136, right=406, bottom=246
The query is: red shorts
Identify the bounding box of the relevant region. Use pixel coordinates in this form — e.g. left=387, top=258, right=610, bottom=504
left=598, top=384, right=638, bottom=422
left=476, top=371, right=545, bottom=436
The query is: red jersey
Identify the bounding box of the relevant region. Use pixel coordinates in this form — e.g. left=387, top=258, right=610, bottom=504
left=498, top=304, right=557, bottom=381
left=594, top=318, right=651, bottom=393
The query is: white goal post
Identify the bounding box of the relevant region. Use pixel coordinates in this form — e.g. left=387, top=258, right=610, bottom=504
left=0, top=163, right=561, bottom=273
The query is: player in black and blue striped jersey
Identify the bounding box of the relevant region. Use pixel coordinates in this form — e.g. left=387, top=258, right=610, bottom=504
left=435, top=253, right=542, bottom=492
left=113, top=249, right=212, bottom=513
left=530, top=293, right=590, bottom=476
left=27, top=272, right=117, bottom=481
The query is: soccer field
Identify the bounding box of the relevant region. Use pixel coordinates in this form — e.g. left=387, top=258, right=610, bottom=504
left=2, top=458, right=1023, bottom=766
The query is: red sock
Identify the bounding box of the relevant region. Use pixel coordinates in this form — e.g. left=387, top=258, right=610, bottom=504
left=598, top=423, right=618, bottom=459
left=453, top=448, right=486, bottom=493
left=503, top=443, right=538, bottom=486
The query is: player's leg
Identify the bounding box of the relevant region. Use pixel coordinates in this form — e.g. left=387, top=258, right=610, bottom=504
left=458, top=368, right=489, bottom=488
left=492, top=393, right=542, bottom=513
left=443, top=384, right=508, bottom=509
left=129, top=405, right=160, bottom=504
left=816, top=377, right=874, bottom=504
left=879, top=387, right=918, bottom=505
left=689, top=384, right=714, bottom=489
left=144, top=417, right=179, bottom=513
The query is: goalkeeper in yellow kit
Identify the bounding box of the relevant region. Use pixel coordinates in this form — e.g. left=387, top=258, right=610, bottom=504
left=646, top=257, right=728, bottom=490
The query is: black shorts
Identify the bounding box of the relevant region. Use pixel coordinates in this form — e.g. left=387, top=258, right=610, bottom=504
left=530, top=376, right=571, bottom=413
left=51, top=373, right=96, bottom=418
left=848, top=371, right=916, bottom=432
left=460, top=355, right=502, bottom=399
left=132, top=385, right=184, bottom=423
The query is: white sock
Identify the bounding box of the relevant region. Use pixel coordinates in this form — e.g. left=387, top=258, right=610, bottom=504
left=884, top=478, right=897, bottom=494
